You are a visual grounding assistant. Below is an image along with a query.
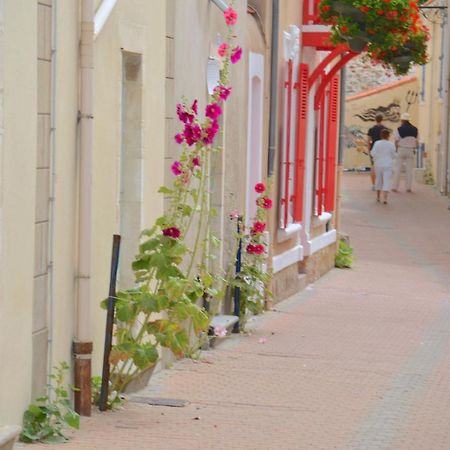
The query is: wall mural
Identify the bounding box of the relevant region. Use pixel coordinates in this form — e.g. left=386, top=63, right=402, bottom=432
left=345, top=125, right=368, bottom=154
left=354, top=101, right=401, bottom=122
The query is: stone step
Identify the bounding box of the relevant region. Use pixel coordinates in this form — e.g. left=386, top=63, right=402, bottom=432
left=205, top=314, right=239, bottom=349
left=0, top=426, right=20, bottom=450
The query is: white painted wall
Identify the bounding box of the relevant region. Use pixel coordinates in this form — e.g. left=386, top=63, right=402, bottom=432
left=246, top=52, right=264, bottom=222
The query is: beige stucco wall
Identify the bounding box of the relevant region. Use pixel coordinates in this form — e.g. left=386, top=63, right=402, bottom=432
left=0, top=0, right=38, bottom=426
left=418, top=16, right=446, bottom=191
left=345, top=77, right=419, bottom=170
left=90, top=0, right=166, bottom=375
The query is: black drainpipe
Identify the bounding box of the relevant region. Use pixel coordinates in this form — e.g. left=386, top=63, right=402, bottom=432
left=267, top=0, right=279, bottom=176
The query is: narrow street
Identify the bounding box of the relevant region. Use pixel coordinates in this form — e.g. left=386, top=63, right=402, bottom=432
left=31, top=172, right=450, bottom=450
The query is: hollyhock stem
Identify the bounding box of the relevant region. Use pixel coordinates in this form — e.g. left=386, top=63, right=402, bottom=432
left=186, top=149, right=210, bottom=278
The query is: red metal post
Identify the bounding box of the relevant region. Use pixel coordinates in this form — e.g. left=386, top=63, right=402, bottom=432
left=308, top=45, right=347, bottom=90
left=293, top=63, right=309, bottom=223
left=314, top=51, right=356, bottom=109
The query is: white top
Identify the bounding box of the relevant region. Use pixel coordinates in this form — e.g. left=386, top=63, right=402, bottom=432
left=371, top=139, right=396, bottom=168
left=394, top=129, right=419, bottom=149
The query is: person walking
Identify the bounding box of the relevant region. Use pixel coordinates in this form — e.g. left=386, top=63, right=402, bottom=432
left=392, top=112, right=419, bottom=192
left=367, top=114, right=387, bottom=191
left=371, top=128, right=396, bottom=204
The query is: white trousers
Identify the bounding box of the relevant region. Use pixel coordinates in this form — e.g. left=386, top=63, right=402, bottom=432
left=393, top=147, right=415, bottom=191
left=375, top=166, right=393, bottom=191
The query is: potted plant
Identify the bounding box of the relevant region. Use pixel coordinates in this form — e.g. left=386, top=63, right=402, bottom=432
left=319, top=0, right=430, bottom=75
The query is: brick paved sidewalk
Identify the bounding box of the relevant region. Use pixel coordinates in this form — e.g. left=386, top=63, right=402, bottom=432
left=22, top=173, right=450, bottom=450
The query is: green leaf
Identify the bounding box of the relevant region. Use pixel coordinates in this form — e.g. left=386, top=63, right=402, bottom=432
left=116, top=302, right=135, bottom=322
left=158, top=186, right=174, bottom=195
left=63, top=410, right=80, bottom=429
left=140, top=237, right=161, bottom=253
left=167, top=330, right=189, bottom=355
left=155, top=216, right=168, bottom=228
left=149, top=253, right=169, bottom=271
left=132, top=256, right=150, bottom=271
left=166, top=242, right=187, bottom=258
left=179, top=204, right=193, bottom=217
left=132, top=344, right=159, bottom=369
left=28, top=404, right=45, bottom=418
left=115, top=327, right=133, bottom=343
left=140, top=293, right=160, bottom=313
left=173, top=301, right=189, bottom=321
left=141, top=225, right=157, bottom=237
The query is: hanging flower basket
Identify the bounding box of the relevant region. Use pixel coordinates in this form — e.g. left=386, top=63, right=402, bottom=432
left=347, top=36, right=369, bottom=52
left=319, top=0, right=430, bottom=75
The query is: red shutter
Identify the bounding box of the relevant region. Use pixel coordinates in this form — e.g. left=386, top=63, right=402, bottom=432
left=293, top=63, right=309, bottom=223
left=325, top=75, right=339, bottom=212
left=316, top=86, right=326, bottom=215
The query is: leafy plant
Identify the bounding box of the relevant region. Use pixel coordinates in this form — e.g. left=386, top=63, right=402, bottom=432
left=91, top=376, right=123, bottom=410
left=227, top=182, right=273, bottom=330
left=318, top=0, right=429, bottom=75
left=20, top=362, right=79, bottom=444
left=104, top=6, right=241, bottom=393
left=335, top=239, right=353, bottom=268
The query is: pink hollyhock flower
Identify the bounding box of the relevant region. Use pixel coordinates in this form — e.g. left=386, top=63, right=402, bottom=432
left=218, top=43, right=229, bottom=57
left=257, top=196, right=273, bottom=209
left=171, top=161, right=183, bottom=176
left=174, top=133, right=184, bottom=144
left=254, top=182, right=266, bottom=193
left=176, top=103, right=194, bottom=124
left=229, top=209, right=240, bottom=219
left=214, top=325, right=227, bottom=337
left=184, top=123, right=202, bottom=146
left=224, top=7, right=238, bottom=26
left=231, top=46, right=242, bottom=64
left=205, top=102, right=222, bottom=120
left=246, top=244, right=256, bottom=254
left=214, top=85, right=232, bottom=101
left=203, top=120, right=219, bottom=145
left=162, top=227, right=181, bottom=239
left=192, top=157, right=200, bottom=167
left=251, top=221, right=266, bottom=234
left=191, top=99, right=198, bottom=115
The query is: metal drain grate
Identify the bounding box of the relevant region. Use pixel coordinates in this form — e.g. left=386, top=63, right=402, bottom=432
left=129, top=396, right=189, bottom=407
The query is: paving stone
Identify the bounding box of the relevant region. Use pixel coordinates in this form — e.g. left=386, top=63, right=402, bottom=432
left=36, top=174, right=450, bottom=450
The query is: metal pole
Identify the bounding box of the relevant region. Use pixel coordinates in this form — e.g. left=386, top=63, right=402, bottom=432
left=267, top=0, right=280, bottom=176
left=233, top=217, right=242, bottom=332
left=210, top=0, right=229, bottom=13
left=99, top=234, right=121, bottom=412
left=335, top=65, right=347, bottom=231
